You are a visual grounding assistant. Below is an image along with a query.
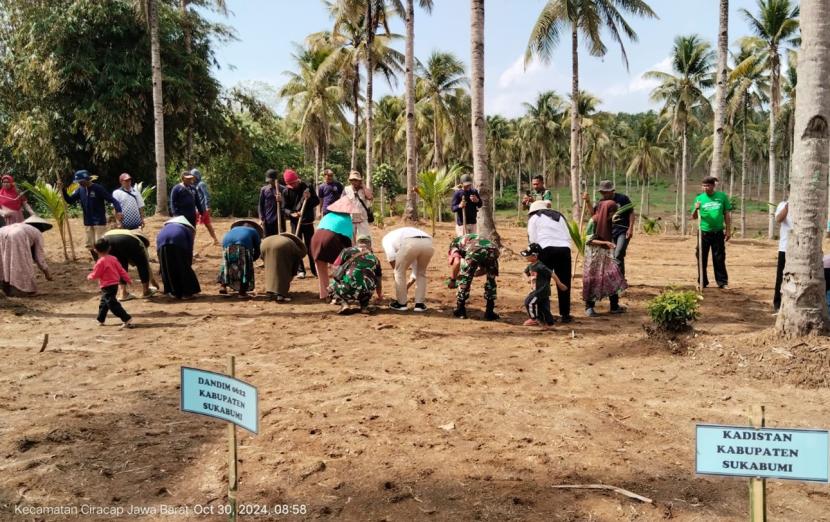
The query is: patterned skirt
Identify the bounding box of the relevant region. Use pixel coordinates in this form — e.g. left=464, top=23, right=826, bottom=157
left=582, top=245, right=627, bottom=302
left=217, top=244, right=255, bottom=293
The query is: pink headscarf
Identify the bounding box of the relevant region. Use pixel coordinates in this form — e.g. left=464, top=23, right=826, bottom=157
left=0, top=175, right=24, bottom=211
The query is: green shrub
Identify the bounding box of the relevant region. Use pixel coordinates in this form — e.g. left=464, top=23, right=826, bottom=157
left=647, top=288, right=701, bottom=332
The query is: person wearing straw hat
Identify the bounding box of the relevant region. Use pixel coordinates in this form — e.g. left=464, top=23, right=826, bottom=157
left=169, top=170, right=204, bottom=228
left=261, top=232, right=307, bottom=302
left=310, top=197, right=354, bottom=300
left=111, top=173, right=146, bottom=231
left=527, top=199, right=574, bottom=323
left=281, top=169, right=319, bottom=278
left=258, top=169, right=285, bottom=237
left=451, top=174, right=482, bottom=237
left=328, top=234, right=383, bottom=314
left=0, top=216, right=52, bottom=295
left=62, top=169, right=123, bottom=261
left=342, top=170, right=373, bottom=239
left=156, top=216, right=200, bottom=299
left=217, top=219, right=263, bottom=299
left=0, top=174, right=36, bottom=226
left=104, top=228, right=159, bottom=300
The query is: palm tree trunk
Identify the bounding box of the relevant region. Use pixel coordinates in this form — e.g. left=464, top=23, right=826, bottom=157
left=364, top=2, right=374, bottom=188
left=639, top=177, right=645, bottom=230
left=646, top=175, right=651, bottom=217
left=351, top=63, right=360, bottom=171
left=768, top=52, right=781, bottom=239
left=674, top=156, right=680, bottom=227
left=148, top=0, right=168, bottom=215
left=404, top=0, right=418, bottom=222
left=470, top=0, right=498, bottom=243
left=516, top=165, right=522, bottom=219
left=180, top=0, right=194, bottom=168
left=710, top=0, right=728, bottom=182
left=741, top=97, right=748, bottom=237
left=681, top=126, right=688, bottom=235
left=569, top=25, right=580, bottom=219
left=776, top=0, right=830, bottom=335
left=432, top=99, right=443, bottom=167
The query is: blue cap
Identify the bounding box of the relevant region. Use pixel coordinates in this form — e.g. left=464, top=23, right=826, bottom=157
left=73, top=170, right=91, bottom=182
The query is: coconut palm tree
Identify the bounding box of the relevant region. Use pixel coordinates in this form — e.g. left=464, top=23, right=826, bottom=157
left=280, top=44, right=349, bottom=185
left=645, top=34, right=715, bottom=235
left=470, top=0, right=498, bottom=243
left=404, top=0, right=433, bottom=222
left=729, top=37, right=769, bottom=237
left=525, top=0, right=658, bottom=219
left=522, top=91, right=564, bottom=186
left=373, top=94, right=405, bottom=167
left=710, top=0, right=729, bottom=183
left=486, top=114, right=511, bottom=209
left=147, top=0, right=168, bottom=214
left=740, top=0, right=799, bottom=238
left=775, top=0, right=829, bottom=336
left=418, top=51, right=468, bottom=169
left=625, top=112, right=667, bottom=220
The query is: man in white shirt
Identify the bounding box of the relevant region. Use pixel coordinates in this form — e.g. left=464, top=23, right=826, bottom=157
left=773, top=190, right=792, bottom=312
left=112, top=173, right=145, bottom=230
left=342, top=171, right=373, bottom=239
left=527, top=200, right=573, bottom=323
left=382, top=227, right=434, bottom=312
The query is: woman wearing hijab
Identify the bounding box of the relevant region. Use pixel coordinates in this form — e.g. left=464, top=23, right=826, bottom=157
left=261, top=233, right=307, bottom=302
left=217, top=219, right=263, bottom=298
left=156, top=216, right=200, bottom=299
left=310, top=198, right=354, bottom=299
left=0, top=216, right=52, bottom=295
left=0, top=175, right=36, bottom=226
left=583, top=199, right=627, bottom=317
left=103, top=228, right=159, bottom=300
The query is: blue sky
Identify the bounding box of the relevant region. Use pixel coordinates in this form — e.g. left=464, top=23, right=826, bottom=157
left=203, top=0, right=763, bottom=117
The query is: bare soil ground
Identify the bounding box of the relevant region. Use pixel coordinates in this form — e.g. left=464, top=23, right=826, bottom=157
left=2, top=216, right=830, bottom=522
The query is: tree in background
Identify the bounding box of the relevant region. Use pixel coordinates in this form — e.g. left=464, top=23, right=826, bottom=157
left=418, top=51, right=467, bottom=168
left=710, top=0, right=729, bottom=184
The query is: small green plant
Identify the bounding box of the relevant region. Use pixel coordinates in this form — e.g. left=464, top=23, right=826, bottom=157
left=641, top=215, right=662, bottom=235
left=135, top=182, right=156, bottom=216
left=647, top=288, right=701, bottom=332
left=415, top=165, right=461, bottom=236
left=567, top=219, right=586, bottom=257
left=21, top=180, right=71, bottom=260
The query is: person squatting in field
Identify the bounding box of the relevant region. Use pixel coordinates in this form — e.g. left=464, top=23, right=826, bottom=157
left=447, top=233, right=500, bottom=321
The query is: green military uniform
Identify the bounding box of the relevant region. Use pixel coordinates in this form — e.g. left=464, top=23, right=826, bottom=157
left=528, top=189, right=552, bottom=202
left=449, top=234, right=499, bottom=315
left=328, top=247, right=382, bottom=306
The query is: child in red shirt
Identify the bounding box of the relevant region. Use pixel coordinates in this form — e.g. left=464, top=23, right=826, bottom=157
left=88, top=238, right=134, bottom=328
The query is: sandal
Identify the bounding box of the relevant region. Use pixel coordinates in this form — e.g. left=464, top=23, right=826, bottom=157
left=121, top=293, right=137, bottom=302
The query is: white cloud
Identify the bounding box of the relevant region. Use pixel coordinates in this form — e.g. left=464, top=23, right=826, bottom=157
left=604, top=56, right=672, bottom=99
left=497, top=54, right=545, bottom=89
left=488, top=54, right=562, bottom=117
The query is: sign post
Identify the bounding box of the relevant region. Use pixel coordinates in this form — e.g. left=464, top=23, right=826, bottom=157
left=696, top=408, right=829, bottom=521
left=181, top=358, right=258, bottom=522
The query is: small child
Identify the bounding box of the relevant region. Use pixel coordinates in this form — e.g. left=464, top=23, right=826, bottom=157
left=521, top=243, right=567, bottom=329
left=88, top=238, right=134, bottom=328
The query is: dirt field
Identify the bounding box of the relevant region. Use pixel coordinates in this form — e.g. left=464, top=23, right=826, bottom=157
left=2, top=216, right=830, bottom=522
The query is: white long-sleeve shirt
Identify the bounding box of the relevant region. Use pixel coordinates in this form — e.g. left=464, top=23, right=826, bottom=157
left=528, top=213, right=571, bottom=249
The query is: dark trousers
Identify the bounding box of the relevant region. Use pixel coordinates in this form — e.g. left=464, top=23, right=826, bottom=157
left=97, top=285, right=131, bottom=323
left=773, top=251, right=786, bottom=311
left=613, top=234, right=630, bottom=278
left=290, top=221, right=317, bottom=276
left=539, top=246, right=572, bottom=318
left=525, top=292, right=555, bottom=325
left=696, top=230, right=729, bottom=287
left=264, top=221, right=278, bottom=237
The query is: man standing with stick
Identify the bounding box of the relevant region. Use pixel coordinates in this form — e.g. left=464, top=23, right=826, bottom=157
left=691, top=176, right=732, bottom=289
left=281, top=169, right=319, bottom=279
left=62, top=170, right=123, bottom=261
left=258, top=169, right=283, bottom=237
left=451, top=174, right=482, bottom=237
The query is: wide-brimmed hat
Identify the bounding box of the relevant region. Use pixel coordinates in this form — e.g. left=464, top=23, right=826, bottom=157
left=278, top=232, right=308, bottom=256
left=23, top=215, right=53, bottom=232
left=231, top=219, right=264, bottom=237
left=528, top=200, right=551, bottom=215
left=348, top=171, right=363, bottom=181
left=327, top=197, right=356, bottom=214
left=73, top=170, right=96, bottom=183
left=165, top=215, right=195, bottom=230
left=598, top=180, right=615, bottom=192
left=132, top=231, right=150, bottom=247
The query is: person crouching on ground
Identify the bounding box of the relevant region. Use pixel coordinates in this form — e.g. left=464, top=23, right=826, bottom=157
left=328, top=235, right=383, bottom=315
left=88, top=238, right=133, bottom=328
left=447, top=233, right=500, bottom=320
left=218, top=220, right=263, bottom=299
left=521, top=243, right=567, bottom=329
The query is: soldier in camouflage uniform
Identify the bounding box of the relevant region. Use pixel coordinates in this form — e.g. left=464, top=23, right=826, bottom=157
left=329, top=235, right=383, bottom=314
left=446, top=233, right=500, bottom=320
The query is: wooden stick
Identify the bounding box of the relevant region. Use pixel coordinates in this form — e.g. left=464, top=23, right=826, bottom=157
left=274, top=184, right=282, bottom=235
left=55, top=174, right=77, bottom=261
left=551, top=484, right=653, bottom=504
left=227, top=355, right=238, bottom=522
left=39, top=334, right=49, bottom=353
left=749, top=405, right=766, bottom=522
left=697, top=223, right=704, bottom=292
left=294, top=193, right=309, bottom=236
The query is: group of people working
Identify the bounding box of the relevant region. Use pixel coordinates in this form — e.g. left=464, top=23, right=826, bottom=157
left=0, top=164, right=807, bottom=328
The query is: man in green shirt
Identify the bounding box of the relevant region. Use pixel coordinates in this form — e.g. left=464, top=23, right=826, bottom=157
left=521, top=175, right=553, bottom=208
left=690, top=176, right=732, bottom=288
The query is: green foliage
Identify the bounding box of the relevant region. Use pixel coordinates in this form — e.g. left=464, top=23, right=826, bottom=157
left=373, top=163, right=401, bottom=203
left=135, top=182, right=156, bottom=216
left=416, top=165, right=461, bottom=236
left=567, top=219, right=586, bottom=257
left=647, top=288, right=701, bottom=332
left=641, top=215, right=662, bottom=235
